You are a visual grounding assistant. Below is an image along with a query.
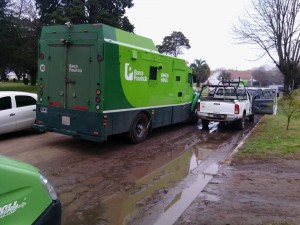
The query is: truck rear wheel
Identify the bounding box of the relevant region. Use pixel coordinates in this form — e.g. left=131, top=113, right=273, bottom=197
left=130, top=113, right=149, bottom=144
left=201, top=119, right=209, bottom=129
left=189, top=109, right=199, bottom=125
left=236, top=113, right=245, bottom=130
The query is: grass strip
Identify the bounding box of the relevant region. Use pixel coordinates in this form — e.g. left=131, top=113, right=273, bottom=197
left=0, top=82, right=37, bottom=93
left=237, top=109, right=300, bottom=160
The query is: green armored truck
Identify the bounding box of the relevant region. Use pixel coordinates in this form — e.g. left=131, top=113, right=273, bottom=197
left=34, top=23, right=197, bottom=143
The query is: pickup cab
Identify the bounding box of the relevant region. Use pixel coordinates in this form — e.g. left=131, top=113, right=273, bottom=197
left=197, top=80, right=253, bottom=130
left=0, top=155, right=61, bottom=225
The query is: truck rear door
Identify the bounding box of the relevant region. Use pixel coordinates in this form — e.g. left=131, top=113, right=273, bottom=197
left=47, top=34, right=96, bottom=111
left=66, top=45, right=92, bottom=110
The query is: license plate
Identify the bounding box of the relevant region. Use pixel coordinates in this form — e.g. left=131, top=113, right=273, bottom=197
left=62, top=116, right=70, bottom=126
left=209, top=114, right=225, bottom=119
left=214, top=114, right=225, bottom=119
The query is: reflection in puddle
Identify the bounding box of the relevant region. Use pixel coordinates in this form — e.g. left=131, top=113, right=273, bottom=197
left=153, top=163, right=220, bottom=225
left=100, top=143, right=222, bottom=225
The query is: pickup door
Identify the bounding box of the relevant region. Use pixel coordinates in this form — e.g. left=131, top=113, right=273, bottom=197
left=0, top=96, right=16, bottom=134
left=252, top=89, right=277, bottom=114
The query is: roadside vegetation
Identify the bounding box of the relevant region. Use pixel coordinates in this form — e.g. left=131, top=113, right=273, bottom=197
left=237, top=93, right=300, bottom=160
left=0, top=82, right=37, bottom=93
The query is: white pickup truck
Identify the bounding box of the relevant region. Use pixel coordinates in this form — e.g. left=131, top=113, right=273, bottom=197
left=196, top=81, right=278, bottom=130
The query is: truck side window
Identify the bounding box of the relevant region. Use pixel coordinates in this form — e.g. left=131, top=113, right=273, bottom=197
left=0, top=97, right=12, bottom=110
left=149, top=66, right=157, bottom=80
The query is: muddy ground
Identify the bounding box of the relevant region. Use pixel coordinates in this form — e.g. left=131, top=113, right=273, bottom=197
left=174, top=159, right=300, bottom=225
left=1, top=117, right=300, bottom=225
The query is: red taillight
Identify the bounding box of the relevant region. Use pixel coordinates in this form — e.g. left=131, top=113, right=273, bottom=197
left=96, top=97, right=101, bottom=103
left=97, top=54, right=103, bottom=62
left=234, top=104, right=240, bottom=114
left=197, top=101, right=200, bottom=111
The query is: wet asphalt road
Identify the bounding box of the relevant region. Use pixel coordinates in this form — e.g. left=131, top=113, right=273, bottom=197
left=0, top=117, right=260, bottom=225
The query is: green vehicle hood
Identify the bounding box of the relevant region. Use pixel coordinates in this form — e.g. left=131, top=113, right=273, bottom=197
left=0, top=155, right=37, bottom=174
left=0, top=155, right=52, bottom=225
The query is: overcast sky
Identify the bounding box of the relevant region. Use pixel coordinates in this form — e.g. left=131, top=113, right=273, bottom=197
left=125, top=0, right=274, bottom=71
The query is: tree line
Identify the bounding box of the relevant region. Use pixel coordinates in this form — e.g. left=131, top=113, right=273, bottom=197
left=0, top=0, right=135, bottom=85
left=1, top=0, right=300, bottom=94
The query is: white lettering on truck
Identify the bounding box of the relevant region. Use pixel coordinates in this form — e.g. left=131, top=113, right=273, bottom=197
left=161, top=73, right=169, bottom=83
left=69, top=64, right=82, bottom=73
left=125, top=63, right=147, bottom=82
left=0, top=200, right=27, bottom=219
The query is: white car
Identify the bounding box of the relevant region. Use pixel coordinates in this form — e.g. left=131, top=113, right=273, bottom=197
left=0, top=91, right=38, bottom=135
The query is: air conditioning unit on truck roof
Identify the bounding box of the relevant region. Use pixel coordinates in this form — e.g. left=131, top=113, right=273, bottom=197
left=33, top=23, right=199, bottom=143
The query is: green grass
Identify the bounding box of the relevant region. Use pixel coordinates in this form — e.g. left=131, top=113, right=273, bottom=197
left=237, top=108, right=300, bottom=160
left=0, top=82, right=38, bottom=93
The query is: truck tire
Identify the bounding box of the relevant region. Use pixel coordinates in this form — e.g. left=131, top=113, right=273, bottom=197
left=236, top=113, right=245, bottom=130
left=189, top=109, right=199, bottom=125
left=249, top=114, right=255, bottom=122
left=130, top=113, right=149, bottom=144
left=201, top=119, right=209, bottom=129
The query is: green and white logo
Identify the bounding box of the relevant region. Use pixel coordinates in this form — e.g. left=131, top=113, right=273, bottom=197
left=124, top=63, right=147, bottom=82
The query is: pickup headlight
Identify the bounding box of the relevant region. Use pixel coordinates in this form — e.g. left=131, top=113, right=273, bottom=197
left=39, top=173, right=58, bottom=201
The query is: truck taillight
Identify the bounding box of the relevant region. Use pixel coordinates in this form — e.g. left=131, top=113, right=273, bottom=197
left=95, top=89, right=101, bottom=110
left=97, top=54, right=103, bottom=62
left=197, top=101, right=200, bottom=111
left=39, top=83, right=44, bottom=102
left=234, top=104, right=240, bottom=114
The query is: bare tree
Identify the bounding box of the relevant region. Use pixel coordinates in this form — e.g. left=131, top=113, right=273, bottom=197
left=252, top=66, right=284, bottom=86
left=233, top=0, right=300, bottom=95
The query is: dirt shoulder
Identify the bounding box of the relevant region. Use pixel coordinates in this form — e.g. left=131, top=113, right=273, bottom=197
left=174, top=157, right=300, bottom=225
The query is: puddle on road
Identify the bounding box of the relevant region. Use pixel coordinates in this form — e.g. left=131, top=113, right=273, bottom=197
left=61, top=120, right=251, bottom=225
left=151, top=163, right=220, bottom=225
left=98, top=132, right=235, bottom=225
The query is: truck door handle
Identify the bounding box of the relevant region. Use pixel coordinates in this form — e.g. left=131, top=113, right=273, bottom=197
left=214, top=103, right=220, bottom=105
left=10, top=113, right=15, bottom=116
